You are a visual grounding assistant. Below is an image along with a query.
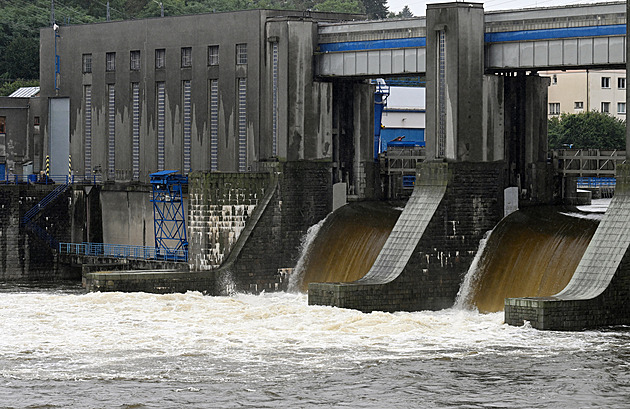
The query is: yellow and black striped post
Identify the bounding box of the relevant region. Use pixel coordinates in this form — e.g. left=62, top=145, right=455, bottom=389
left=45, top=155, right=50, bottom=177
left=68, top=154, right=72, bottom=179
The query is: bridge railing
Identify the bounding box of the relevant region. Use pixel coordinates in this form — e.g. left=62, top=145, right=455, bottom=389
left=59, top=242, right=188, bottom=262
left=0, top=174, right=103, bottom=185
left=577, top=177, right=616, bottom=188
left=555, top=149, right=625, bottom=177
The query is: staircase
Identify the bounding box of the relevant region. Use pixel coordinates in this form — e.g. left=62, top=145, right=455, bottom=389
left=21, top=183, right=70, bottom=248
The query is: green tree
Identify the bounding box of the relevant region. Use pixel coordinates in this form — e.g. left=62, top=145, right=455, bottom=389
left=0, top=79, right=40, bottom=96
left=361, top=0, right=387, bottom=19
left=548, top=111, right=626, bottom=150
left=313, top=0, right=364, bottom=14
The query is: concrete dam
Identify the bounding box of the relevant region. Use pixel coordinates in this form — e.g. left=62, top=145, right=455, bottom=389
left=299, top=198, right=600, bottom=314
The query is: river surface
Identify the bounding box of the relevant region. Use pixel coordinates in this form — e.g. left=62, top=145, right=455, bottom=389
left=1, top=284, right=630, bottom=408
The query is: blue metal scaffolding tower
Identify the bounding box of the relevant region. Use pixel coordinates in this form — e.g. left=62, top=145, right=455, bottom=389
left=150, top=170, right=188, bottom=261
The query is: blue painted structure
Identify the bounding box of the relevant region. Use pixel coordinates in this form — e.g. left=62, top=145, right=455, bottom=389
left=383, top=130, right=425, bottom=152
left=319, top=37, right=426, bottom=52
left=484, top=24, right=626, bottom=43
left=577, top=177, right=616, bottom=188
left=150, top=170, right=188, bottom=261
left=59, top=242, right=187, bottom=262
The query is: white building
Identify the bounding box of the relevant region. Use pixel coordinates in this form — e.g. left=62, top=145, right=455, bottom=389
left=379, top=86, right=426, bottom=151
left=543, top=70, right=626, bottom=120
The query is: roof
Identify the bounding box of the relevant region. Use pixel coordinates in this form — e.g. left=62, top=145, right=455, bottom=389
left=8, top=87, right=40, bottom=98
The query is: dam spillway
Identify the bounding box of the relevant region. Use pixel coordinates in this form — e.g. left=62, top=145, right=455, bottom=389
left=457, top=207, right=600, bottom=313
left=294, top=202, right=401, bottom=292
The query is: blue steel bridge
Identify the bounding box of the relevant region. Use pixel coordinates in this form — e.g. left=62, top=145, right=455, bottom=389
left=316, top=2, right=626, bottom=78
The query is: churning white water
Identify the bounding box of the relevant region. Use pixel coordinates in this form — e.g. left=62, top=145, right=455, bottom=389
left=1, top=284, right=630, bottom=408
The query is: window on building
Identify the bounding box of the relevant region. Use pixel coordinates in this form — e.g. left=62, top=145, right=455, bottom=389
left=130, top=50, right=141, bottom=71
left=82, top=53, right=92, bottom=73
left=549, top=103, right=560, bottom=115
left=181, top=47, right=192, bottom=68
left=106, top=52, right=116, bottom=72
left=552, top=74, right=557, bottom=85
left=602, top=77, right=611, bottom=88
left=208, top=45, right=219, bottom=66
left=155, top=49, right=165, bottom=69
left=574, top=101, right=584, bottom=110
left=618, top=102, right=626, bottom=114
left=601, top=102, right=611, bottom=113
left=0, top=117, right=5, bottom=133
left=34, top=116, right=40, bottom=126
left=236, top=43, right=247, bottom=65
left=618, top=77, right=626, bottom=89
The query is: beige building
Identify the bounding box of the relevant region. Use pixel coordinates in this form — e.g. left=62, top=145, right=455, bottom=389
left=543, top=70, right=626, bottom=120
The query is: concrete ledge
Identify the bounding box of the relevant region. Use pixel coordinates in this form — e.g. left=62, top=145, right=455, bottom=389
left=505, top=296, right=630, bottom=331
left=84, top=270, right=215, bottom=294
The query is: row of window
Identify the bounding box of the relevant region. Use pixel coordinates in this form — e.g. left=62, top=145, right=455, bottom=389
left=82, top=44, right=247, bottom=73
left=549, top=102, right=626, bottom=115
left=551, top=75, right=626, bottom=90
left=601, top=77, right=626, bottom=89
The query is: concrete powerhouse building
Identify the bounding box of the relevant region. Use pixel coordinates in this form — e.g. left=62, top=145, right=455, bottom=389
left=39, top=10, right=372, bottom=190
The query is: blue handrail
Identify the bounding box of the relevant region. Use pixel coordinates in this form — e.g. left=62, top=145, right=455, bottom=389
left=59, top=242, right=188, bottom=262
left=577, top=177, right=616, bottom=188
left=22, top=183, right=70, bottom=225
left=1, top=174, right=103, bottom=185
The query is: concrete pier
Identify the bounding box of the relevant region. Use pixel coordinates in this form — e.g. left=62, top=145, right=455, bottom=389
left=84, top=270, right=214, bottom=294
left=505, top=164, right=630, bottom=330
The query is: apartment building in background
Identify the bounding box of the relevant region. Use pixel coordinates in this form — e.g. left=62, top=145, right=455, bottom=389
left=543, top=69, right=626, bottom=120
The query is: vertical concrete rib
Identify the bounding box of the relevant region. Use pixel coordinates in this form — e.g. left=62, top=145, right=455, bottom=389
left=357, top=163, right=447, bottom=284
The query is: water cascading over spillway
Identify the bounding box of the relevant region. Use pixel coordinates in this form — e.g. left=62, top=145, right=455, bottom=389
left=457, top=207, right=600, bottom=313
left=294, top=202, right=401, bottom=292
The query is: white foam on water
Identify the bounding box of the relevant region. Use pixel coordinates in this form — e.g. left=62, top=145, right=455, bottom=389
left=0, top=290, right=618, bottom=384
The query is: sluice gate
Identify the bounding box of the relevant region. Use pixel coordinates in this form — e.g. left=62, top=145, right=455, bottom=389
left=459, top=207, right=599, bottom=313
left=295, top=202, right=400, bottom=292
left=308, top=161, right=505, bottom=312
left=506, top=164, right=630, bottom=330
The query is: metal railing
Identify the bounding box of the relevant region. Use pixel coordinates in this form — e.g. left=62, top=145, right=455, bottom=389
left=577, top=177, right=616, bottom=188
left=555, top=149, right=626, bottom=177
left=22, top=182, right=70, bottom=225
left=0, top=174, right=103, bottom=185
left=59, top=242, right=188, bottom=262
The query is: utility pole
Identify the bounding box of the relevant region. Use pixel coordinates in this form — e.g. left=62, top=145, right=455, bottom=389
left=153, top=0, right=164, bottom=17
left=106, top=1, right=110, bottom=21
left=51, top=0, right=55, bottom=26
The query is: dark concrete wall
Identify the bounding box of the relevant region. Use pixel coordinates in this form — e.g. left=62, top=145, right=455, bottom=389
left=189, top=162, right=332, bottom=293
left=503, top=74, right=554, bottom=205
left=39, top=11, right=355, bottom=181
left=0, top=185, right=75, bottom=280
left=0, top=97, right=38, bottom=177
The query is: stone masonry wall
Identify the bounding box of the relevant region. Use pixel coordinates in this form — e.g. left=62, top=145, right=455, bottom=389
left=188, top=172, right=271, bottom=271
left=309, top=161, right=506, bottom=312
left=226, top=161, right=332, bottom=293
left=189, top=162, right=333, bottom=294
left=0, top=185, right=75, bottom=280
